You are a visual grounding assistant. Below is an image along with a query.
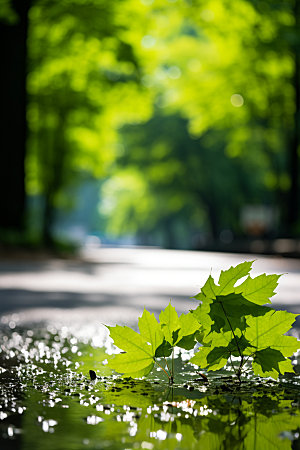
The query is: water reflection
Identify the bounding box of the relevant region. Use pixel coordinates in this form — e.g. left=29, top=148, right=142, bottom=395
left=0, top=326, right=299, bottom=449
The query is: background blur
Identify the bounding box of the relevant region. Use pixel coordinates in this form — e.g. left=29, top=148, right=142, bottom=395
left=1, top=0, right=300, bottom=254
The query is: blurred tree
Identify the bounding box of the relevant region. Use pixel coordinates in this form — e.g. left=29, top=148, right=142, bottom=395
left=0, top=0, right=31, bottom=231
left=26, top=0, right=153, bottom=245
left=100, top=113, right=270, bottom=246
left=169, top=0, right=300, bottom=235
left=100, top=0, right=300, bottom=245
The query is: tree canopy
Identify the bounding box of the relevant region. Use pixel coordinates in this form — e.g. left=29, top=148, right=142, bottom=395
left=1, top=0, right=300, bottom=247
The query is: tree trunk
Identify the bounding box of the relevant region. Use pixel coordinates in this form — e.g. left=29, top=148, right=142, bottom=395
left=287, top=0, right=300, bottom=234
left=0, top=0, right=30, bottom=231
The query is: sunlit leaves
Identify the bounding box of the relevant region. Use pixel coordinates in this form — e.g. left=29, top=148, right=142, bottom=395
left=107, top=303, right=200, bottom=379
left=138, top=309, right=164, bottom=354
left=107, top=323, right=155, bottom=377
left=107, top=261, right=299, bottom=381
left=235, top=273, right=281, bottom=305
left=244, top=310, right=299, bottom=357
left=217, top=261, right=253, bottom=295
left=191, top=261, right=299, bottom=379
left=159, top=302, right=180, bottom=345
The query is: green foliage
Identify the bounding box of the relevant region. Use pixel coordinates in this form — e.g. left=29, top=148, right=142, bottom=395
left=107, top=261, right=299, bottom=382
left=190, top=261, right=299, bottom=380
left=107, top=304, right=199, bottom=381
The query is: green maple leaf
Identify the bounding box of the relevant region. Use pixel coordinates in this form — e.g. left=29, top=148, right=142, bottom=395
left=107, top=304, right=201, bottom=379
left=190, top=262, right=299, bottom=379
left=244, top=310, right=299, bottom=355
left=159, top=302, right=180, bottom=345
left=235, top=273, right=281, bottom=305
left=138, top=308, right=164, bottom=354
left=191, top=330, right=253, bottom=371
left=107, top=309, right=163, bottom=377
left=159, top=302, right=199, bottom=348
left=194, top=261, right=278, bottom=306
left=193, top=293, right=270, bottom=337
left=244, top=310, right=299, bottom=378
left=252, top=348, right=288, bottom=378
left=217, top=260, right=254, bottom=295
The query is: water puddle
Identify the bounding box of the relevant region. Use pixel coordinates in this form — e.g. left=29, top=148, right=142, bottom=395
left=0, top=323, right=300, bottom=449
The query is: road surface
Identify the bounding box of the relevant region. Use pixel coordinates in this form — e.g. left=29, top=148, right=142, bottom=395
left=0, top=247, right=299, bottom=335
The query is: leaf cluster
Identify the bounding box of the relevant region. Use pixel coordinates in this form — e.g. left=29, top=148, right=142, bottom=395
left=106, top=261, right=299, bottom=381
left=107, top=304, right=199, bottom=381
left=190, top=261, right=299, bottom=379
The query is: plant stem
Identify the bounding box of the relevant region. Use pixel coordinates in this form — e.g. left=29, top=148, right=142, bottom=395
left=171, top=348, right=174, bottom=384
left=220, top=302, right=243, bottom=382
left=154, top=358, right=171, bottom=381
left=229, top=353, right=239, bottom=377
left=164, top=357, right=171, bottom=375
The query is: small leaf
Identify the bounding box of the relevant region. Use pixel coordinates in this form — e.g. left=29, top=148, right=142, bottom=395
left=190, top=346, right=228, bottom=371
left=159, top=302, right=180, bottom=344
left=218, top=261, right=253, bottom=295
left=244, top=310, right=299, bottom=355
left=252, top=348, right=286, bottom=379
left=155, top=339, right=173, bottom=357
left=176, top=333, right=197, bottom=350
left=109, top=352, right=154, bottom=374
left=176, top=312, right=200, bottom=343
left=138, top=309, right=164, bottom=354
left=235, top=273, right=281, bottom=305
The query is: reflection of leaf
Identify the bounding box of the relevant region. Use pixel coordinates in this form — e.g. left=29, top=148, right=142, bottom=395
left=244, top=411, right=300, bottom=450
left=104, top=380, right=156, bottom=409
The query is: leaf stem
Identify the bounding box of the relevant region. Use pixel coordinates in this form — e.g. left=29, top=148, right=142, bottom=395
left=154, top=358, right=171, bottom=381
left=229, top=353, right=238, bottom=377
left=220, top=302, right=243, bottom=382
left=164, top=357, right=171, bottom=375
left=171, top=348, right=174, bottom=383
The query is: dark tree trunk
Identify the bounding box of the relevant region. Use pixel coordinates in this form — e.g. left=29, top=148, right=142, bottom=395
left=287, top=0, right=300, bottom=234
left=0, top=0, right=30, bottom=231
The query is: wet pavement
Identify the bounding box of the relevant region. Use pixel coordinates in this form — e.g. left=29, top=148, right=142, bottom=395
left=0, top=247, right=300, bottom=329
left=1, top=247, right=300, bottom=449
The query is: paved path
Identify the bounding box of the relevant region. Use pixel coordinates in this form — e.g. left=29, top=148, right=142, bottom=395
left=0, top=247, right=300, bottom=333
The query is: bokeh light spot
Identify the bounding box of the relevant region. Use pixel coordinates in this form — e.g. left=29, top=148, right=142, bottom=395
left=231, top=94, right=244, bottom=107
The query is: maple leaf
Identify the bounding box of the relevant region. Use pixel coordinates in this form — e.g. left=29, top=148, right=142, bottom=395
left=107, top=304, right=201, bottom=379
left=244, top=310, right=299, bottom=378
left=159, top=302, right=200, bottom=350
left=235, top=273, right=281, bottom=305
left=191, top=261, right=300, bottom=379
left=107, top=309, right=163, bottom=377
